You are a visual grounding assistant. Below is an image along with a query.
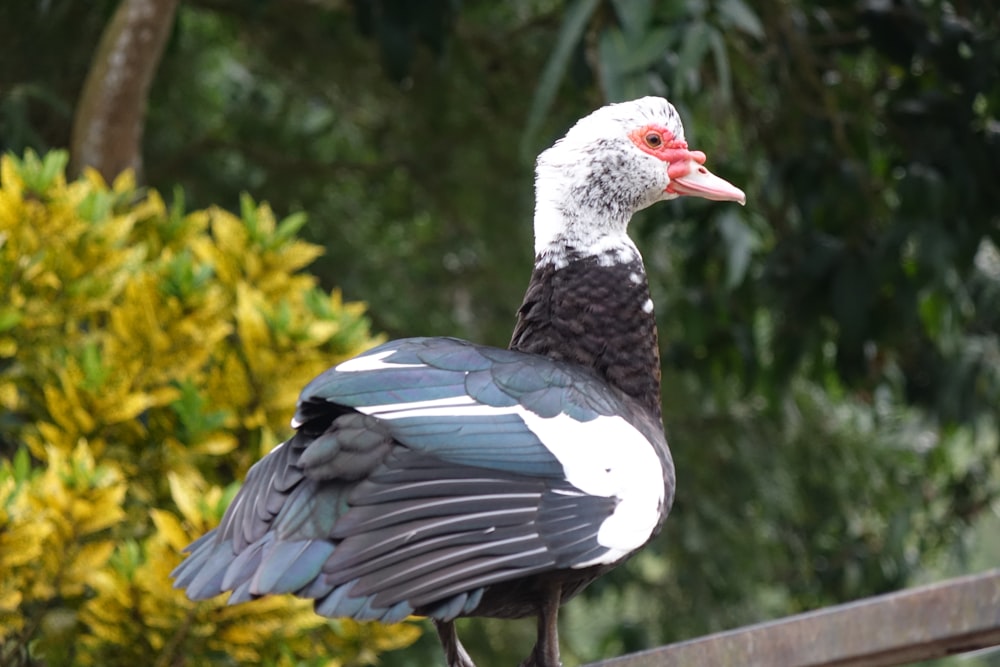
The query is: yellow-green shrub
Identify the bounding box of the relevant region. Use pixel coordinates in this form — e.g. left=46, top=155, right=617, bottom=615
left=0, top=150, right=420, bottom=666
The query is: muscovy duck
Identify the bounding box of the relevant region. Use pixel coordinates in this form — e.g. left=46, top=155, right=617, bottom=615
left=171, top=96, right=745, bottom=667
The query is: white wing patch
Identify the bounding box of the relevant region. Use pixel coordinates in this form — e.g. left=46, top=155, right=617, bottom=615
left=520, top=411, right=664, bottom=566
left=359, top=395, right=479, bottom=416
left=336, top=350, right=427, bottom=373
left=358, top=400, right=523, bottom=420
left=351, top=390, right=664, bottom=568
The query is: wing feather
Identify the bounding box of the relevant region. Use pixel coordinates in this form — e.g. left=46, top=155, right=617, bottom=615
left=172, top=336, right=669, bottom=623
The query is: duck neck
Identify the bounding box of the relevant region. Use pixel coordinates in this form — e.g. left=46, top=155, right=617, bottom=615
left=509, top=240, right=663, bottom=422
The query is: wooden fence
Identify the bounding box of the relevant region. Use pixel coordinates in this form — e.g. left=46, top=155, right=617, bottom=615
left=587, top=569, right=1000, bottom=667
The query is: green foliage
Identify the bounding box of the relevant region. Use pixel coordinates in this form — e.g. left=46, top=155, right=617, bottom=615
left=2, top=1, right=999, bottom=665
left=0, top=150, right=419, bottom=666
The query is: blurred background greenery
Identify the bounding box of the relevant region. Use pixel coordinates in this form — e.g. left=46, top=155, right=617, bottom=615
left=1, top=0, right=998, bottom=665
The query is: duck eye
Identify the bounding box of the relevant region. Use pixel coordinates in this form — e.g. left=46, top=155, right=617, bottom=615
left=644, top=133, right=663, bottom=148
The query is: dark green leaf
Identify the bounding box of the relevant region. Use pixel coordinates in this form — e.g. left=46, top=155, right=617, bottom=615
left=521, top=0, right=601, bottom=156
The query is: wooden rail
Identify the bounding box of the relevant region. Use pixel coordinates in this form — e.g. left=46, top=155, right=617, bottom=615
left=588, top=569, right=1000, bottom=667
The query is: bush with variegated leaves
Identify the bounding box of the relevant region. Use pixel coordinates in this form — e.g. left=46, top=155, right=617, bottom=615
left=0, top=150, right=420, bottom=666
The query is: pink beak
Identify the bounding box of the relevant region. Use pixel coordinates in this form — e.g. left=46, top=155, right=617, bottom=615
left=668, top=159, right=746, bottom=205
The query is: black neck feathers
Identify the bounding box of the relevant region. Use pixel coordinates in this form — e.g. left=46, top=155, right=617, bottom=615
left=509, top=251, right=663, bottom=421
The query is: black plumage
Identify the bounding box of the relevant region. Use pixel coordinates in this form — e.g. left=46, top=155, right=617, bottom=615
left=512, top=252, right=663, bottom=419
left=172, top=96, right=746, bottom=667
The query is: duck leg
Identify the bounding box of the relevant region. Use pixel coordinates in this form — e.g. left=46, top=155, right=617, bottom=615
left=435, top=619, right=477, bottom=667
left=519, top=584, right=563, bottom=667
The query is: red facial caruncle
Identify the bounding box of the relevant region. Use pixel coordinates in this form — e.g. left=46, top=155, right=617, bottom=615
left=628, top=123, right=746, bottom=205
